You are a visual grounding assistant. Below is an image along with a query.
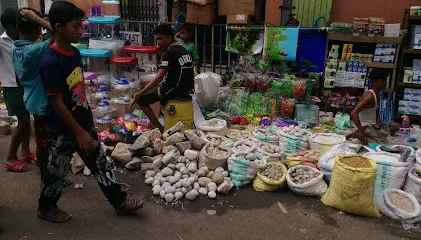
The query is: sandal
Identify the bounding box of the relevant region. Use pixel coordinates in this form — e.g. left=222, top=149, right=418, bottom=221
left=37, top=207, right=72, bottom=223
left=115, top=199, right=144, bottom=215
left=20, top=153, right=36, bottom=162
left=4, top=160, right=31, bottom=172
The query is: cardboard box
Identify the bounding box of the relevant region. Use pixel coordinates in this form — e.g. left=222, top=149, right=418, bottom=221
left=227, top=14, right=253, bottom=24
left=187, top=0, right=217, bottom=5
left=187, top=3, right=217, bottom=25
left=218, top=0, right=255, bottom=16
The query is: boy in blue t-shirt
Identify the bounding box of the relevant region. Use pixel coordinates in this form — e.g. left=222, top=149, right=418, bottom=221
left=12, top=8, right=55, bottom=176
left=38, top=1, right=143, bottom=223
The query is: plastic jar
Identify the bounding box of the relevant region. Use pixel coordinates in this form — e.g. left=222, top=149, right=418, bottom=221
left=112, top=97, right=131, bottom=117
left=94, top=116, right=113, bottom=133
left=95, top=99, right=112, bottom=118
left=110, top=57, right=139, bottom=82
left=92, top=83, right=111, bottom=106
left=84, top=72, right=99, bottom=105
left=113, top=76, right=131, bottom=99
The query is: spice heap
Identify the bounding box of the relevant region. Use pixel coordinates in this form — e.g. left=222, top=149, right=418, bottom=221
left=339, top=155, right=372, bottom=168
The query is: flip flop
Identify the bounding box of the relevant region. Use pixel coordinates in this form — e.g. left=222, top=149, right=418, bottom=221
left=4, top=160, right=31, bottom=172
left=20, top=153, right=37, bottom=163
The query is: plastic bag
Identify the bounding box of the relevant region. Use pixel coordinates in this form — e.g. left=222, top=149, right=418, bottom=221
left=253, top=162, right=287, bottom=192
left=286, top=165, right=328, bottom=197
left=376, top=189, right=421, bottom=229
left=334, top=112, right=351, bottom=130
left=195, top=72, right=222, bottom=108
left=321, top=155, right=381, bottom=217
left=198, top=118, right=228, bottom=136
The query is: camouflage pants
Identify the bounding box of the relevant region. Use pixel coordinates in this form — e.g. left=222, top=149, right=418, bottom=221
left=39, top=127, right=127, bottom=212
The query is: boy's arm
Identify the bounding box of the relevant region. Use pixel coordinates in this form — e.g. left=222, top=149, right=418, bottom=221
left=49, top=94, right=94, bottom=153
left=350, top=92, right=371, bottom=142
left=131, top=69, right=166, bottom=108
left=19, top=9, right=55, bottom=43
left=174, top=32, right=181, bottom=41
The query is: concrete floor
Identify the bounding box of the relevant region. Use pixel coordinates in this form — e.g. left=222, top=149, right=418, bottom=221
left=0, top=135, right=421, bottom=240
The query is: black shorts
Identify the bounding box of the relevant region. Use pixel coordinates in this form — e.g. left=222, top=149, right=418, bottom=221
left=137, top=90, right=167, bottom=107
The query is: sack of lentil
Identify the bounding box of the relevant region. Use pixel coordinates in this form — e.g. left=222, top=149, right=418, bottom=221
left=321, top=155, right=381, bottom=217
left=403, top=168, right=421, bottom=204
left=376, top=189, right=421, bottom=229
left=286, top=165, right=327, bottom=197
left=252, top=162, right=287, bottom=192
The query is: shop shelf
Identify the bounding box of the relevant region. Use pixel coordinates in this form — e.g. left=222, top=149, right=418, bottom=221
left=363, top=62, right=397, bottom=69
left=403, top=48, right=421, bottom=54
left=398, top=82, right=421, bottom=88
left=328, top=33, right=402, bottom=44
left=409, top=15, right=421, bottom=21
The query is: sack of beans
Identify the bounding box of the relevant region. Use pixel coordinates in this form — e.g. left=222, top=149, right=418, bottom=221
left=286, top=165, right=327, bottom=197
left=376, top=189, right=421, bottom=229
left=198, top=118, right=228, bottom=136
left=285, top=150, right=322, bottom=169
left=203, top=134, right=234, bottom=148
left=257, top=143, right=285, bottom=163
left=253, top=162, right=287, bottom=192
left=321, top=155, right=381, bottom=217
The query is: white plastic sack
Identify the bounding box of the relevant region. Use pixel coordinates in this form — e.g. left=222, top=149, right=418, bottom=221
left=286, top=165, right=327, bottom=197
left=404, top=168, right=421, bottom=204
left=227, top=153, right=267, bottom=188
left=376, top=189, right=421, bottom=230
left=203, top=134, right=233, bottom=148
left=415, top=149, right=421, bottom=169
left=376, top=145, right=415, bottom=164
left=257, top=143, right=284, bottom=163
left=194, top=72, right=222, bottom=108
left=232, top=140, right=258, bottom=155
left=198, top=118, right=227, bottom=136
left=252, top=127, right=280, bottom=144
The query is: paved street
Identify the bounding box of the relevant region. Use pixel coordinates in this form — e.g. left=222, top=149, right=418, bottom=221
left=1, top=135, right=421, bottom=240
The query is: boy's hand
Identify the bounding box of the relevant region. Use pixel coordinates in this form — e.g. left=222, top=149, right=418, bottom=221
left=19, top=9, right=38, bottom=22
left=76, top=130, right=94, bottom=154
left=130, top=91, right=143, bottom=108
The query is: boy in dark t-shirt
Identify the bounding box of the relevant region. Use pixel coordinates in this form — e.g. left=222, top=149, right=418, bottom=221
left=131, top=24, right=194, bottom=132
left=38, top=1, right=143, bottom=223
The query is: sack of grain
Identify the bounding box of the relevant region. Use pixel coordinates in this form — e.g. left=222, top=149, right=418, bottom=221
left=415, top=149, right=421, bottom=169
left=278, top=128, right=313, bottom=155
left=252, top=162, right=287, bottom=192
left=286, top=165, right=327, bottom=197
left=198, top=143, right=232, bottom=170
left=403, top=168, right=421, bottom=204
left=198, top=118, right=227, bottom=136
left=376, top=189, right=421, bottom=229
left=321, top=155, right=381, bottom=217
left=228, top=153, right=267, bottom=188
left=318, top=144, right=357, bottom=182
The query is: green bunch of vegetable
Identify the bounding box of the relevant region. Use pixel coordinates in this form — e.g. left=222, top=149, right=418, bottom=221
left=247, top=93, right=264, bottom=115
